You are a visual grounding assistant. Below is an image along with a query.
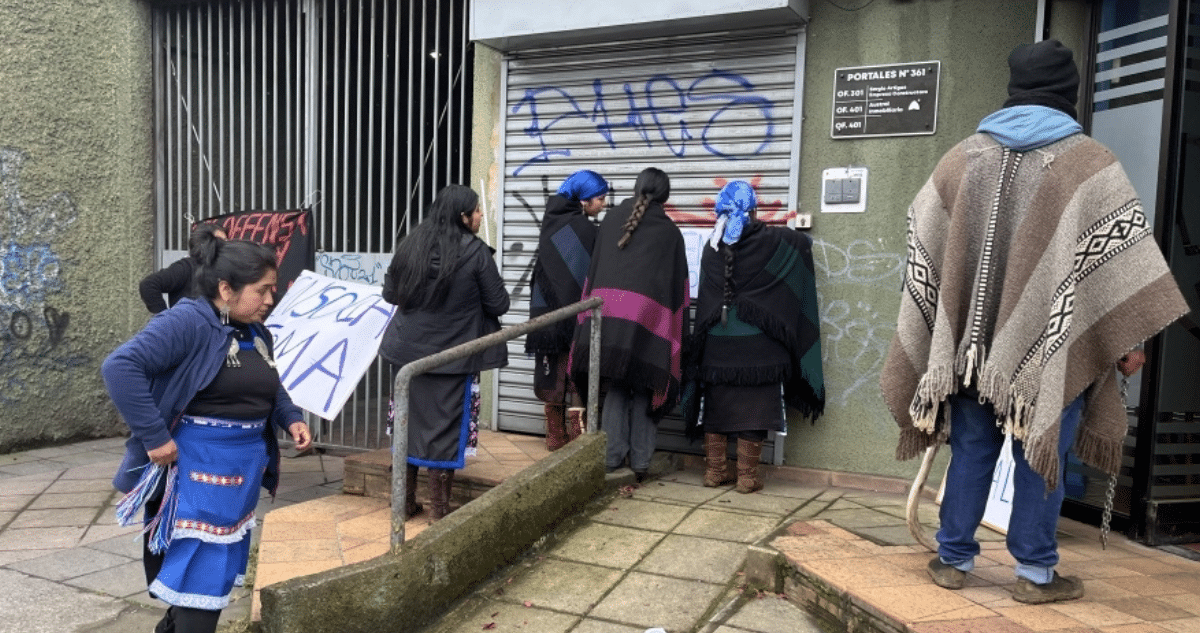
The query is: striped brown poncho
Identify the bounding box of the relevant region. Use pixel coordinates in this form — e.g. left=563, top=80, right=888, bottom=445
left=882, top=132, right=1187, bottom=487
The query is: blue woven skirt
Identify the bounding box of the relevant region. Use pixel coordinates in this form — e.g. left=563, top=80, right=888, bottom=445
left=148, top=415, right=268, bottom=610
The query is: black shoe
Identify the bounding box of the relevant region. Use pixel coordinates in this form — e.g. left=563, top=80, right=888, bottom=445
left=1012, top=572, right=1084, bottom=604
left=634, top=470, right=648, bottom=484
left=154, top=607, right=175, bottom=633
left=927, top=557, right=966, bottom=590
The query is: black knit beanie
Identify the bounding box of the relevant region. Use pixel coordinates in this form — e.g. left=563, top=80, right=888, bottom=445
left=1003, top=39, right=1080, bottom=120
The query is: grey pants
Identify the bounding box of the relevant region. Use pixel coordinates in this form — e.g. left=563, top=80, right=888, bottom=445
left=602, top=386, right=656, bottom=471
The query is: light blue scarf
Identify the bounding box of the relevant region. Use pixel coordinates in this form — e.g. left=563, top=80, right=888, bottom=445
left=977, top=105, right=1082, bottom=151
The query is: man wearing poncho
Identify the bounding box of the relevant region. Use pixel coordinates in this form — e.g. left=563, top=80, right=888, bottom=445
left=881, top=40, right=1187, bottom=604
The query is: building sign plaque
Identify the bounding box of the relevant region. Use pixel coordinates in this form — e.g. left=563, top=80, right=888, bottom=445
left=831, top=61, right=941, bottom=139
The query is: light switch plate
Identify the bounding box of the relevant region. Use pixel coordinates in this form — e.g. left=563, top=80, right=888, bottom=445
left=821, top=166, right=868, bottom=213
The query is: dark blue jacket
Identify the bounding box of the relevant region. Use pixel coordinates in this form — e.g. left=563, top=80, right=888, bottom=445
left=102, top=297, right=304, bottom=492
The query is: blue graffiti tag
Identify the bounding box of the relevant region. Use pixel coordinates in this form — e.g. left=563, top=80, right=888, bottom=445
left=1, top=242, right=63, bottom=307
left=510, top=69, right=775, bottom=175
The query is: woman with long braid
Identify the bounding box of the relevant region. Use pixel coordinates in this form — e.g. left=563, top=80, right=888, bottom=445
left=570, top=167, right=689, bottom=481
left=683, top=181, right=825, bottom=493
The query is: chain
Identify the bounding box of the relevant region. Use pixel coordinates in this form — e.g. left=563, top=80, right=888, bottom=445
left=1101, top=376, right=1128, bottom=549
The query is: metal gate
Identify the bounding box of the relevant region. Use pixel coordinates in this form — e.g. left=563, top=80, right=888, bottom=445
left=495, top=27, right=806, bottom=460
left=151, top=0, right=473, bottom=450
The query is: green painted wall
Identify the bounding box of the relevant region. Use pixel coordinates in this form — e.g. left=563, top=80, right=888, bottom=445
left=785, top=0, right=1091, bottom=482
left=0, top=1, right=155, bottom=452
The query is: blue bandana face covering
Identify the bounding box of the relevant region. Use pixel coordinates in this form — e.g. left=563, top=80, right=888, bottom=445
left=709, top=180, right=757, bottom=250
left=557, top=170, right=609, bottom=202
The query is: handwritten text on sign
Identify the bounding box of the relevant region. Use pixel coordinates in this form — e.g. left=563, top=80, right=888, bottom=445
left=265, top=271, right=396, bottom=420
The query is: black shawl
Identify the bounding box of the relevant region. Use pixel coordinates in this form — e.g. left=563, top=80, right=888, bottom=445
left=569, top=197, right=690, bottom=420
left=525, top=195, right=598, bottom=355
left=683, top=223, right=825, bottom=433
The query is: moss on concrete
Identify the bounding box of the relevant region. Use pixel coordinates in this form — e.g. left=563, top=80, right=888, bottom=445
left=260, top=433, right=606, bottom=633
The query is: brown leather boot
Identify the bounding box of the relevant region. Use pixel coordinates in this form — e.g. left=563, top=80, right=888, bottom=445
left=566, top=407, right=586, bottom=441
left=405, top=464, right=423, bottom=518
left=544, top=404, right=568, bottom=451
left=736, top=438, right=764, bottom=494
left=704, top=433, right=735, bottom=487
left=429, top=468, right=456, bottom=520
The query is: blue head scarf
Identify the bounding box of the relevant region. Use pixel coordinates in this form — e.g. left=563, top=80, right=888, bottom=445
left=556, top=170, right=609, bottom=202
left=709, top=181, right=756, bottom=250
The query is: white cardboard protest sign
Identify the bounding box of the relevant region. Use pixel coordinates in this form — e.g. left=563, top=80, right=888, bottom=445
left=265, top=270, right=396, bottom=420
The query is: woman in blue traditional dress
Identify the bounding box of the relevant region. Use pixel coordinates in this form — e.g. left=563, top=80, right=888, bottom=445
left=104, top=234, right=312, bottom=633
left=379, top=184, right=509, bottom=521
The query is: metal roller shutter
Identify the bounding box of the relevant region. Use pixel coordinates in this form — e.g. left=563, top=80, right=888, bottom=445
left=496, top=27, right=805, bottom=461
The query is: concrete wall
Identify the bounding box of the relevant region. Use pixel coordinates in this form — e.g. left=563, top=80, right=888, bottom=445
left=261, top=432, right=607, bottom=633
left=470, top=0, right=1095, bottom=482
left=473, top=43, right=505, bottom=428
left=0, top=1, right=155, bottom=452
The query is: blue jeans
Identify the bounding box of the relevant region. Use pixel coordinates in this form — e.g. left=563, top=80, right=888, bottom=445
left=937, top=393, right=1084, bottom=584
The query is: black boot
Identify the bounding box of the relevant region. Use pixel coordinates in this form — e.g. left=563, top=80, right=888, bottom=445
left=154, top=607, right=175, bottom=633
left=405, top=464, right=423, bottom=518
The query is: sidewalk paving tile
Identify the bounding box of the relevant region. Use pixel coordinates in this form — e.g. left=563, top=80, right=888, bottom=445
left=635, top=534, right=748, bottom=581
left=44, top=477, right=120, bottom=494
left=8, top=507, right=102, bottom=529
left=707, top=489, right=811, bottom=516
left=0, top=472, right=59, bottom=494
left=548, top=522, right=666, bottom=569
left=6, top=546, right=133, bottom=581
left=590, top=496, right=691, bottom=532
left=497, top=558, right=625, bottom=614
left=1157, top=619, right=1200, bottom=633
left=432, top=601, right=579, bottom=633
left=1047, top=601, right=1146, bottom=628
left=1106, top=598, right=1198, bottom=622
left=673, top=507, right=780, bottom=543
left=569, top=620, right=645, bottom=633
left=84, top=534, right=144, bottom=558
left=0, top=547, right=62, bottom=566
left=0, top=525, right=88, bottom=549
left=63, top=559, right=148, bottom=598
left=632, top=480, right=726, bottom=505
left=0, top=494, right=33, bottom=511
left=723, top=594, right=826, bottom=633
left=60, top=462, right=123, bottom=480
left=27, top=490, right=113, bottom=510
left=588, top=571, right=724, bottom=632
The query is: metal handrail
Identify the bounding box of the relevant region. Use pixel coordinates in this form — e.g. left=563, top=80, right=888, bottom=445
left=390, top=296, right=604, bottom=551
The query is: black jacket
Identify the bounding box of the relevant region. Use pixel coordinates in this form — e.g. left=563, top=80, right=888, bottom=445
left=139, top=257, right=198, bottom=313
left=379, top=233, right=510, bottom=374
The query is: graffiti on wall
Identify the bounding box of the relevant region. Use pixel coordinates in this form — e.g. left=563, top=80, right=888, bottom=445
left=811, top=238, right=904, bottom=407
left=0, top=148, right=83, bottom=404
left=510, top=70, right=777, bottom=177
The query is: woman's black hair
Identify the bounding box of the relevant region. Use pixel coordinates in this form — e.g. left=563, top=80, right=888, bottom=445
left=388, top=184, right=479, bottom=311
left=188, top=223, right=227, bottom=261
left=617, top=167, right=670, bottom=249
left=193, top=233, right=278, bottom=300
